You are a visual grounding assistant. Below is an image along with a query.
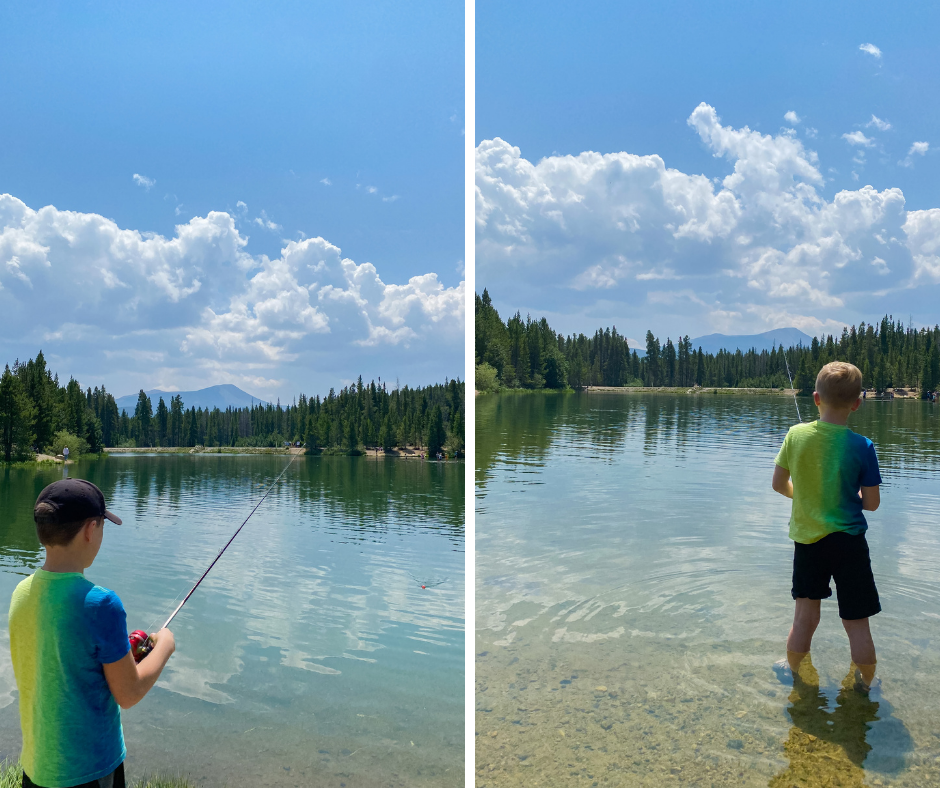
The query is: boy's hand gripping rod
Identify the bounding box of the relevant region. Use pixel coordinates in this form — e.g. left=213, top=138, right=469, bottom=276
left=129, top=451, right=300, bottom=662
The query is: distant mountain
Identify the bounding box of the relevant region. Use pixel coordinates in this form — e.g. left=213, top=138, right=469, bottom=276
left=690, top=327, right=815, bottom=355
left=116, top=384, right=268, bottom=414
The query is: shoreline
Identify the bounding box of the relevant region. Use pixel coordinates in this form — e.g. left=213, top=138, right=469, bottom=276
left=588, top=385, right=796, bottom=395
left=479, top=385, right=925, bottom=398
left=3, top=446, right=463, bottom=467
left=103, top=446, right=459, bottom=459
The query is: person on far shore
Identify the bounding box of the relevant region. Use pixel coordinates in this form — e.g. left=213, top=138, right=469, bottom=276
left=771, top=362, right=882, bottom=693
left=8, top=479, right=176, bottom=788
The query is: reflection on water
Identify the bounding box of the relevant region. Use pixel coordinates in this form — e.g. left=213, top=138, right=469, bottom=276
left=0, top=455, right=464, bottom=787
left=476, top=393, right=940, bottom=787
left=769, top=656, right=913, bottom=787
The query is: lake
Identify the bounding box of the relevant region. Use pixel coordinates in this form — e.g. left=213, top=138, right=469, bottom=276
left=0, top=454, right=464, bottom=788
left=476, top=392, right=940, bottom=787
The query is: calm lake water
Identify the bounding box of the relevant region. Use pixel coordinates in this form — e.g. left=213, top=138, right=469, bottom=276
left=0, top=454, right=464, bottom=788
left=476, top=392, right=940, bottom=788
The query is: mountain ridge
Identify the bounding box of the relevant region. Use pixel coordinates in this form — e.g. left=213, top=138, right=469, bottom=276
left=115, top=384, right=268, bottom=414
left=689, top=327, right=815, bottom=355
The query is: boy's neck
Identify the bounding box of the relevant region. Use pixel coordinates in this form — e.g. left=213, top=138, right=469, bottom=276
left=41, top=549, right=87, bottom=574
left=817, top=406, right=851, bottom=426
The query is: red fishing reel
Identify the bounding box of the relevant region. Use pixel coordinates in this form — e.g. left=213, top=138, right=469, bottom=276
left=129, top=630, right=154, bottom=663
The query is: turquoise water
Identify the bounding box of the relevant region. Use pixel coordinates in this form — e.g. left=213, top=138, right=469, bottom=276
left=476, top=392, right=940, bottom=787
left=0, top=454, right=464, bottom=787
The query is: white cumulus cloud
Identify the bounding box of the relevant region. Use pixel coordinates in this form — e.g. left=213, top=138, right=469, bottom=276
left=253, top=210, right=282, bottom=232
left=859, top=43, right=882, bottom=59
left=784, top=111, right=801, bottom=125
left=899, top=141, right=930, bottom=168
left=842, top=131, right=875, bottom=147
left=476, top=102, right=940, bottom=339
left=866, top=115, right=892, bottom=131
left=133, top=173, right=155, bottom=190
left=0, top=195, right=463, bottom=395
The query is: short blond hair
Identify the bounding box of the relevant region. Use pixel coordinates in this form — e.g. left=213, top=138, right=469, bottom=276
left=816, top=361, right=863, bottom=407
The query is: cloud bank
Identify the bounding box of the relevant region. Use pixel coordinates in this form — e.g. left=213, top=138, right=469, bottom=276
left=0, top=196, right=463, bottom=396
left=476, top=103, right=940, bottom=337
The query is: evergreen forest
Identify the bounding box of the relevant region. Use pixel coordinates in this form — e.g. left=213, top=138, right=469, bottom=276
left=476, top=289, right=940, bottom=397
left=0, top=351, right=464, bottom=462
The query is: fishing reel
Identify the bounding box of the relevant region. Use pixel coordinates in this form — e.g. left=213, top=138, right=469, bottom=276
left=129, top=630, right=154, bottom=663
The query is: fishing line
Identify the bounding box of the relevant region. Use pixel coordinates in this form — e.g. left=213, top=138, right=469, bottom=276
left=161, top=450, right=300, bottom=629
left=783, top=348, right=802, bottom=424
left=138, top=454, right=300, bottom=652
left=407, top=570, right=449, bottom=589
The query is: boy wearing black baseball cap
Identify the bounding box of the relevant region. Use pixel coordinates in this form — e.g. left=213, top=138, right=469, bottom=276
left=8, top=479, right=176, bottom=788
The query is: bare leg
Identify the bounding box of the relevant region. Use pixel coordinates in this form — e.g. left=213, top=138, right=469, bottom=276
left=787, top=598, right=821, bottom=659
left=842, top=617, right=876, bottom=664
left=843, top=617, right=876, bottom=687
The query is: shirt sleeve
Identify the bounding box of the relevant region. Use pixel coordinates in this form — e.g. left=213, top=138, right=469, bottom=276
left=774, top=430, right=790, bottom=470
left=85, top=587, right=131, bottom=665
left=859, top=439, right=882, bottom=487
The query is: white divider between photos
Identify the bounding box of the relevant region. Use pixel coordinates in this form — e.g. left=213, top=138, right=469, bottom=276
left=464, top=0, right=476, bottom=781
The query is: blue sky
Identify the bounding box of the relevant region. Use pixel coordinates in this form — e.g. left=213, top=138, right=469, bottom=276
left=0, top=1, right=463, bottom=399
left=476, top=0, right=940, bottom=345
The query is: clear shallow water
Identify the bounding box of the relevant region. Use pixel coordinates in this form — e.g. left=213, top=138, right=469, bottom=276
left=0, top=454, right=464, bottom=787
left=476, top=392, right=940, bottom=787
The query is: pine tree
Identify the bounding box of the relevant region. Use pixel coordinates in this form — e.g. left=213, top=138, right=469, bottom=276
left=922, top=343, right=940, bottom=397
left=645, top=331, right=660, bottom=386
left=793, top=354, right=814, bottom=395
left=133, top=391, right=153, bottom=447
left=84, top=416, right=104, bottom=454
left=427, top=404, right=445, bottom=455
left=0, top=365, right=36, bottom=462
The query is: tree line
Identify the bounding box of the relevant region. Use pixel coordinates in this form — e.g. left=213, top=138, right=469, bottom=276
left=475, top=289, right=940, bottom=397
left=1, top=351, right=464, bottom=462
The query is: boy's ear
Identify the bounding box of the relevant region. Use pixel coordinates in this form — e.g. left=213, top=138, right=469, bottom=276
left=850, top=397, right=861, bottom=412
left=813, top=391, right=821, bottom=406
left=82, top=517, right=102, bottom=541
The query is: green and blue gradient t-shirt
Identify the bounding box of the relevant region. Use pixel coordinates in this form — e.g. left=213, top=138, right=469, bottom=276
left=775, top=420, right=882, bottom=544
left=9, top=570, right=128, bottom=787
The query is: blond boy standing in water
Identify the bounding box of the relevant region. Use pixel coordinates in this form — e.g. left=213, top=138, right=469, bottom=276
left=772, top=361, right=882, bottom=691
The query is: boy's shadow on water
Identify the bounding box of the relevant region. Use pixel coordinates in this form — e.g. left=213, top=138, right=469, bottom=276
left=770, top=663, right=913, bottom=787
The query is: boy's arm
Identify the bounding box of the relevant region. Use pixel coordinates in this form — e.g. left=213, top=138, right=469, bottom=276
left=102, top=628, right=175, bottom=709
left=772, top=464, right=793, bottom=498
left=860, top=485, right=880, bottom=512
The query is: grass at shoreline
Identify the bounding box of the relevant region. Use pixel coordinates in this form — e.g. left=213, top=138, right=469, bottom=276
left=0, top=761, right=195, bottom=788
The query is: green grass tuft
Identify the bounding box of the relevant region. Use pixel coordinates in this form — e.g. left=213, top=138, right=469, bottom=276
left=0, top=761, right=196, bottom=787
left=0, top=761, right=21, bottom=788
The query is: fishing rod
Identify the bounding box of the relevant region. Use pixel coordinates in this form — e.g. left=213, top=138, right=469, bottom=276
left=129, top=449, right=301, bottom=662
left=783, top=348, right=802, bottom=424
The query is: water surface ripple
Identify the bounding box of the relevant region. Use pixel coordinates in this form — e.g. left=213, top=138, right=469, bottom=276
left=476, top=392, right=940, bottom=787
left=1, top=454, right=464, bottom=788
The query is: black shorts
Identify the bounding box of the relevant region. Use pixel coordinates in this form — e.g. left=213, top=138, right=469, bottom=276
left=792, top=531, right=881, bottom=620
left=23, top=762, right=124, bottom=788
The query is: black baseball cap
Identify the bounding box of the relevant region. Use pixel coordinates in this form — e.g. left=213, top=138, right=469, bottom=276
left=34, top=479, right=123, bottom=525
